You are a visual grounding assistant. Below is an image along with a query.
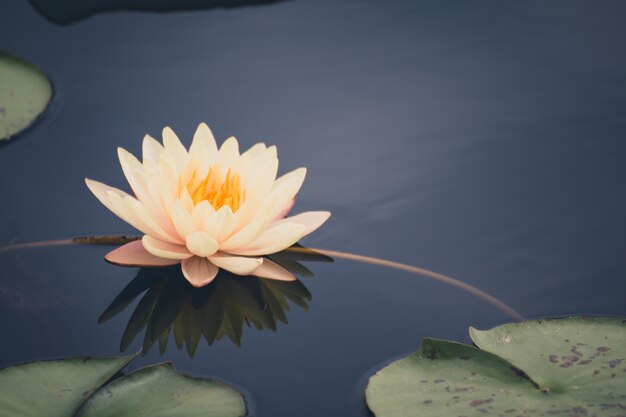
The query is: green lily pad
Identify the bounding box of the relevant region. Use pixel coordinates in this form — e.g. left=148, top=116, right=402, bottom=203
left=365, top=317, right=626, bottom=417
left=0, top=355, right=245, bottom=417
left=76, top=363, right=246, bottom=417
left=0, top=354, right=136, bottom=417
left=0, top=52, right=52, bottom=141
left=470, top=317, right=626, bottom=395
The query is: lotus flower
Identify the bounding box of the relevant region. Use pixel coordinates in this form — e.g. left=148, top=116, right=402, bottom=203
left=85, top=123, right=330, bottom=287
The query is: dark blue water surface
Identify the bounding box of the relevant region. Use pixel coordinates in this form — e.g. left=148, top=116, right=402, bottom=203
left=1, top=1, right=626, bottom=416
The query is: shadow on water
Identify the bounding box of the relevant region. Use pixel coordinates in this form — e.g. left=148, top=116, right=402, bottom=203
left=99, top=247, right=331, bottom=358
left=27, top=0, right=289, bottom=25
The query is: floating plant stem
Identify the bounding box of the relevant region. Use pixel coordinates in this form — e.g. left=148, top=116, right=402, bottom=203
left=288, top=247, right=524, bottom=321
left=0, top=235, right=524, bottom=320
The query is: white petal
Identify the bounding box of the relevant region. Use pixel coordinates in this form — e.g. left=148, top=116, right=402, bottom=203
left=189, top=123, right=218, bottom=176
left=142, top=235, right=192, bottom=260
left=217, top=136, right=240, bottom=170
left=260, top=167, right=306, bottom=222
left=208, top=252, right=263, bottom=275
left=242, top=150, right=278, bottom=198
left=118, top=148, right=173, bottom=231
left=276, top=211, right=331, bottom=235
left=227, top=222, right=308, bottom=256
left=273, top=166, right=306, bottom=190
left=153, top=153, right=181, bottom=224
left=86, top=179, right=177, bottom=243
left=108, top=192, right=181, bottom=244
left=191, top=200, right=215, bottom=228
left=162, top=126, right=188, bottom=172
left=85, top=178, right=129, bottom=219
left=105, top=240, right=180, bottom=267
left=185, top=231, right=219, bottom=257
left=273, top=198, right=295, bottom=221
left=142, top=134, right=164, bottom=169
left=171, top=200, right=196, bottom=239
left=232, top=157, right=279, bottom=230
left=203, top=206, right=236, bottom=243
left=182, top=256, right=219, bottom=287
left=251, top=258, right=296, bottom=281
left=179, top=187, right=195, bottom=212
left=219, top=216, right=267, bottom=251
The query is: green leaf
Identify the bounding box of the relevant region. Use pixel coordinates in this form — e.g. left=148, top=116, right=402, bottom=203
left=366, top=317, right=626, bottom=417
left=0, top=354, right=136, bottom=417
left=469, top=317, right=626, bottom=394
left=0, top=52, right=52, bottom=141
left=75, top=363, right=246, bottom=417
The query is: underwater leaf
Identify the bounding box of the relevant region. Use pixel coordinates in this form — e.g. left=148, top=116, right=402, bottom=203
left=75, top=363, right=245, bottom=417
left=99, top=267, right=165, bottom=323
left=0, top=354, right=136, bottom=417
left=120, top=280, right=164, bottom=351
left=271, top=244, right=334, bottom=263
left=366, top=317, right=626, bottom=417
left=28, top=0, right=289, bottom=25
left=0, top=52, right=52, bottom=141
left=197, top=291, right=224, bottom=345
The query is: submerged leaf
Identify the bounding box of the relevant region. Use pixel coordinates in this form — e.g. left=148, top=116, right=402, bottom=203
left=28, top=0, right=289, bottom=25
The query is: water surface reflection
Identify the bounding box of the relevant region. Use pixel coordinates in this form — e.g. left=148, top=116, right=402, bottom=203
left=99, top=246, right=332, bottom=357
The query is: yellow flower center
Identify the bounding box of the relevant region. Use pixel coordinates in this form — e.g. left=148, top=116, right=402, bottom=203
left=185, top=166, right=246, bottom=212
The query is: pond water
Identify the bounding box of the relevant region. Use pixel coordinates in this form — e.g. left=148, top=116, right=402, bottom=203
left=1, top=0, right=626, bottom=416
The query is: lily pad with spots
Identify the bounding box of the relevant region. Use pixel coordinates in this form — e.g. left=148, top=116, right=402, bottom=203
left=0, top=354, right=246, bottom=417
left=365, top=317, right=626, bottom=417
left=0, top=52, right=52, bottom=141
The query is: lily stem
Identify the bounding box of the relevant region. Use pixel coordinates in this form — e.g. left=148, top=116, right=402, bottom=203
left=0, top=235, right=524, bottom=321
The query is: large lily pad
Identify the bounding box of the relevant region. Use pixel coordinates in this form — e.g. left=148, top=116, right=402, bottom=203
left=470, top=317, right=626, bottom=399
left=0, top=354, right=136, bottom=417
left=76, top=363, right=246, bottom=417
left=0, top=355, right=245, bottom=417
left=366, top=317, right=626, bottom=417
left=0, top=52, right=52, bottom=141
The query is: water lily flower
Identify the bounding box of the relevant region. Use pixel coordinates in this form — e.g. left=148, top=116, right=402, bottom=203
left=85, top=123, right=330, bottom=287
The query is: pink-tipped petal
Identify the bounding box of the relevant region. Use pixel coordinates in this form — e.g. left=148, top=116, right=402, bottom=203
left=185, top=231, right=219, bottom=257
left=171, top=200, right=196, bottom=239
left=227, top=222, right=308, bottom=256
left=208, top=252, right=263, bottom=275
left=260, top=167, right=306, bottom=221
left=105, top=240, right=181, bottom=267
left=217, top=136, right=240, bottom=170
left=251, top=258, right=296, bottom=281
left=142, top=134, right=164, bottom=169
left=182, top=256, right=219, bottom=287
left=273, top=198, right=295, bottom=220
left=142, top=235, right=193, bottom=260
left=203, top=206, right=236, bottom=243
left=162, top=126, right=189, bottom=172
left=189, top=123, right=218, bottom=174
left=279, top=211, right=331, bottom=235
left=219, top=216, right=267, bottom=251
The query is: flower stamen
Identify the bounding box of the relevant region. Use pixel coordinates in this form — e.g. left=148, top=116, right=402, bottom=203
left=189, top=166, right=246, bottom=211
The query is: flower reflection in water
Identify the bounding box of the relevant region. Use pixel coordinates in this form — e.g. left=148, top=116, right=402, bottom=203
left=99, top=246, right=332, bottom=357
